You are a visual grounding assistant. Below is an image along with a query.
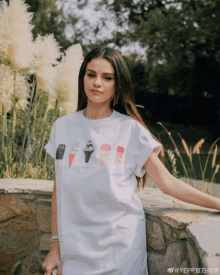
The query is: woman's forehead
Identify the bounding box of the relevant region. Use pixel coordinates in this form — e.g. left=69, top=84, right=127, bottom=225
left=86, top=57, right=114, bottom=74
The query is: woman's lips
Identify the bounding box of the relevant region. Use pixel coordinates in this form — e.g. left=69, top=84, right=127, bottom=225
left=91, top=90, right=102, bottom=94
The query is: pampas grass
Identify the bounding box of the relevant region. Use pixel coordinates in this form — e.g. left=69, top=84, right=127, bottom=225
left=0, top=0, right=84, bottom=179
left=31, top=33, right=61, bottom=93
left=0, top=64, right=29, bottom=111
left=54, top=43, right=83, bottom=115
left=0, top=0, right=35, bottom=69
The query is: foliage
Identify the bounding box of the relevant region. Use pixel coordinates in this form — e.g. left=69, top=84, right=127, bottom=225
left=90, top=0, right=220, bottom=98
left=0, top=0, right=82, bottom=53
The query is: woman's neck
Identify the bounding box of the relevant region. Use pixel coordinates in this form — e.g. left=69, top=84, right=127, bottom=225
left=83, top=104, right=113, bottom=120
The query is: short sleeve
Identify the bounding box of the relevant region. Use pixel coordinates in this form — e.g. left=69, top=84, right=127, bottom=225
left=134, top=123, right=163, bottom=177
left=44, top=121, right=56, bottom=159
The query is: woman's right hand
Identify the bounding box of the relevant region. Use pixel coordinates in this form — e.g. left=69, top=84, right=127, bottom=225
left=42, top=249, right=62, bottom=275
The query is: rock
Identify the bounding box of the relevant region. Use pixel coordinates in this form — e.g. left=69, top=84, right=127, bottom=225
left=21, top=253, right=46, bottom=275
left=173, top=228, right=188, bottom=239
left=27, top=202, right=37, bottom=214
left=163, top=222, right=173, bottom=240
left=146, top=220, right=165, bottom=250
left=0, top=195, right=32, bottom=222
left=164, top=241, right=187, bottom=269
left=37, top=204, right=51, bottom=232
left=0, top=218, right=40, bottom=275
left=147, top=251, right=166, bottom=274
left=187, top=242, right=199, bottom=271
left=11, top=260, right=22, bottom=275
left=39, top=235, right=51, bottom=251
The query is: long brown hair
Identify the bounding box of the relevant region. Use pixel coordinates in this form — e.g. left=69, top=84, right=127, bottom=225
left=77, top=47, right=164, bottom=191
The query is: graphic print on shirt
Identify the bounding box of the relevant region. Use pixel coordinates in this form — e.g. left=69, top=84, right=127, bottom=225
left=69, top=142, right=80, bottom=168
left=84, top=140, right=94, bottom=163
left=115, top=146, right=125, bottom=167
left=99, top=144, right=111, bottom=166
left=56, top=144, right=66, bottom=165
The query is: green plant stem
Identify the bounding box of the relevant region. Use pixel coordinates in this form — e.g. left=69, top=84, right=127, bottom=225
left=197, top=153, right=204, bottom=180
left=203, top=138, right=220, bottom=179
left=18, top=75, right=37, bottom=172
left=10, top=71, right=17, bottom=173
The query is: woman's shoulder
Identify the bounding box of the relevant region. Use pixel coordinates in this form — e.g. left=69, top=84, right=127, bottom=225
left=114, top=110, right=143, bottom=128
left=114, top=110, right=135, bottom=123
left=53, top=110, right=82, bottom=127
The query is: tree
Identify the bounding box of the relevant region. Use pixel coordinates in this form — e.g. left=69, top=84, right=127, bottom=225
left=90, top=0, right=220, bottom=128
left=0, top=0, right=83, bottom=54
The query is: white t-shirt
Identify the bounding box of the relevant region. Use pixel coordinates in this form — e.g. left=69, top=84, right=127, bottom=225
left=44, top=108, right=162, bottom=275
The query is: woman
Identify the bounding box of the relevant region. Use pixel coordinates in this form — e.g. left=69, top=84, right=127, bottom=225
left=42, top=47, right=220, bottom=275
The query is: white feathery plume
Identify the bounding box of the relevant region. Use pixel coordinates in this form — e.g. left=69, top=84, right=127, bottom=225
left=31, top=34, right=62, bottom=92
left=0, top=64, right=14, bottom=112
left=0, top=64, right=29, bottom=111
left=54, top=43, right=84, bottom=114
left=46, top=90, right=57, bottom=112
left=0, top=0, right=35, bottom=69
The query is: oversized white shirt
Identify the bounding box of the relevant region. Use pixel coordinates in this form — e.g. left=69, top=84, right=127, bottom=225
left=44, top=108, right=162, bottom=275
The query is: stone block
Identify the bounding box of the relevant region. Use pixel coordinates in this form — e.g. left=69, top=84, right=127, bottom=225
left=147, top=251, right=166, bottom=274
left=21, top=253, right=46, bottom=275
left=39, top=235, right=51, bottom=251
left=146, top=219, right=165, bottom=250
left=27, top=202, right=36, bottom=214
left=18, top=195, right=35, bottom=201
left=179, top=260, right=190, bottom=274
left=38, top=197, right=52, bottom=203
left=37, top=204, right=51, bottom=232
left=163, top=222, right=173, bottom=240
left=186, top=215, right=220, bottom=256
left=173, top=228, right=188, bottom=239
left=187, top=242, right=199, bottom=271
left=0, top=220, right=40, bottom=275
left=162, top=210, right=207, bottom=229
left=164, top=241, right=187, bottom=270
left=0, top=194, right=33, bottom=222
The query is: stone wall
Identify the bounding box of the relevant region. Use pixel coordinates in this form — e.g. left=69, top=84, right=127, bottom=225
left=0, top=178, right=219, bottom=275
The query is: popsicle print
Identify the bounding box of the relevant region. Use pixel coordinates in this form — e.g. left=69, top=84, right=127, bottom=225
left=56, top=144, right=66, bottom=165
left=115, top=146, right=124, bottom=167
left=69, top=142, right=79, bottom=168
left=84, top=140, right=94, bottom=163
left=100, top=144, right=111, bottom=166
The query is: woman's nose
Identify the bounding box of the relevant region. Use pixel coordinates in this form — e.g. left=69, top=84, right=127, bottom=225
left=94, top=76, right=101, bottom=86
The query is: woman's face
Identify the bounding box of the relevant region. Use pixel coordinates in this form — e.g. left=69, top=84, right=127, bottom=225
left=83, top=57, right=115, bottom=107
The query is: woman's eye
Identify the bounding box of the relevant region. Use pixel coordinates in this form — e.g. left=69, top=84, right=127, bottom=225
left=105, top=77, right=113, bottom=80
left=88, top=74, right=95, bottom=77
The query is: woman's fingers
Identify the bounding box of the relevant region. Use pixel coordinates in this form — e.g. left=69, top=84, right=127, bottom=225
left=57, top=262, right=63, bottom=275
left=45, top=264, right=54, bottom=275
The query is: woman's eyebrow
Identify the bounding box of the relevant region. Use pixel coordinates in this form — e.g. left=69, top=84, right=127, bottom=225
left=86, top=69, right=114, bottom=75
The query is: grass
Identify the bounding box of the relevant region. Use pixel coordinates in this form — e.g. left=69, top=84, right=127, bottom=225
left=153, top=122, right=220, bottom=198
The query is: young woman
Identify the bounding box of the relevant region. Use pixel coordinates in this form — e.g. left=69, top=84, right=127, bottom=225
left=42, top=47, right=220, bottom=275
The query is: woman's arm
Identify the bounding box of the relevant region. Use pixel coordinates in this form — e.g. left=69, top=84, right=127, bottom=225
left=50, top=160, right=60, bottom=252
left=143, top=150, right=220, bottom=210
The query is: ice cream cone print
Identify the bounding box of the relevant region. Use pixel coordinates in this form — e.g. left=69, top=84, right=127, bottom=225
left=84, top=140, right=94, bottom=163
left=56, top=144, right=66, bottom=165
left=115, top=146, right=124, bottom=167
left=100, top=144, right=111, bottom=166
left=69, top=142, right=79, bottom=168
